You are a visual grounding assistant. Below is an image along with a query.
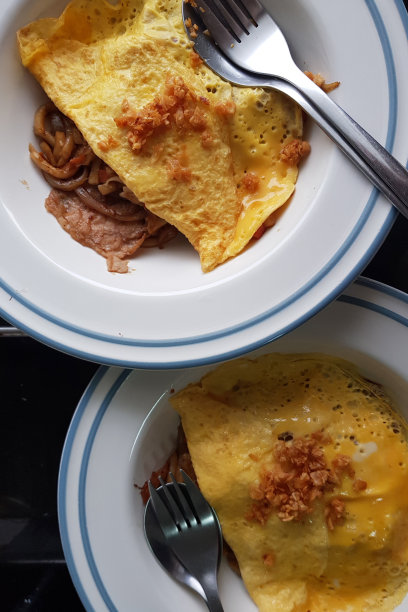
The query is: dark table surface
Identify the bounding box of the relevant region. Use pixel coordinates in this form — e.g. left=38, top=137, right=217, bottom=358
left=2, top=2, right=408, bottom=611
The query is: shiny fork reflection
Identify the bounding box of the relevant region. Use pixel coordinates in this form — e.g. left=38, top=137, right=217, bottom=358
left=144, top=470, right=224, bottom=612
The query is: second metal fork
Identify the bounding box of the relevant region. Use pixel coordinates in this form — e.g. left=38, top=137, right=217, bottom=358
left=145, top=470, right=224, bottom=612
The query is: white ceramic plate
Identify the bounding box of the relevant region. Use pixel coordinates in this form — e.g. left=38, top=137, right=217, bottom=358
left=59, top=277, right=408, bottom=611
left=1, top=1, right=408, bottom=368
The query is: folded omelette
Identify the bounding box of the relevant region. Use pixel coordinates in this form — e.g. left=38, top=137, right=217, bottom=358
left=171, top=353, right=408, bottom=611
left=17, top=0, right=304, bottom=272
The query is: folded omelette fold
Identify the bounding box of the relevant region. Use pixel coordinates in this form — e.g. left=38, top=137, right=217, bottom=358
left=17, top=0, right=303, bottom=271
left=171, top=354, right=408, bottom=611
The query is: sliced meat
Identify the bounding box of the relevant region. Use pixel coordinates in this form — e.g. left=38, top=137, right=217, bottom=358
left=45, top=189, right=147, bottom=272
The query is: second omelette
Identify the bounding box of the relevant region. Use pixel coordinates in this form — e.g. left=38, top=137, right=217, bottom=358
left=17, top=0, right=307, bottom=272
left=171, top=353, right=408, bottom=611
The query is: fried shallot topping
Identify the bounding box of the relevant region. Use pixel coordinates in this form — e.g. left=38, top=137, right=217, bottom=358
left=201, top=129, right=214, bottom=148
left=331, top=453, right=355, bottom=483
left=247, top=431, right=363, bottom=530
left=190, top=50, right=203, bottom=68
left=280, top=138, right=311, bottom=166
left=262, top=552, right=276, bottom=567
left=304, top=71, right=340, bottom=94
left=115, top=75, right=209, bottom=153
left=325, top=497, right=346, bottom=531
left=184, top=1, right=199, bottom=35
left=98, top=134, right=119, bottom=152
left=214, top=100, right=236, bottom=117
left=167, top=155, right=192, bottom=182
left=353, top=478, right=368, bottom=492
left=242, top=171, right=260, bottom=193
left=184, top=16, right=199, bottom=37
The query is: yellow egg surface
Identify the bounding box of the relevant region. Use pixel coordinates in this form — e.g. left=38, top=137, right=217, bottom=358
left=170, top=353, right=408, bottom=611
left=17, top=0, right=303, bottom=272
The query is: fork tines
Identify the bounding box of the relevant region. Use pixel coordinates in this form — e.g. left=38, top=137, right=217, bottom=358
left=148, top=469, right=215, bottom=534
left=148, top=480, right=182, bottom=534
left=187, top=0, right=265, bottom=44
left=179, top=470, right=215, bottom=524
left=147, top=473, right=198, bottom=531
left=163, top=474, right=199, bottom=528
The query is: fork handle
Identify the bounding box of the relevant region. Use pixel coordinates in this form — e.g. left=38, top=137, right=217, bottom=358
left=201, top=583, right=224, bottom=612
left=280, top=68, right=408, bottom=218
left=190, top=567, right=224, bottom=612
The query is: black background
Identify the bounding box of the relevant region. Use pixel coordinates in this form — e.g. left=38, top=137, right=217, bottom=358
left=2, top=2, right=408, bottom=610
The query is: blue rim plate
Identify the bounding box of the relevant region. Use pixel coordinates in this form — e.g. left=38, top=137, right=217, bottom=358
left=58, top=277, right=408, bottom=611
left=1, top=1, right=408, bottom=368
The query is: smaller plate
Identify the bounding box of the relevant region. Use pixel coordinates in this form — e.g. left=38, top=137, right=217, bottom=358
left=58, top=277, right=408, bottom=612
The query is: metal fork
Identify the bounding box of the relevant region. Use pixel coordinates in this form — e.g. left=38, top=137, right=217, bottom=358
left=185, top=0, right=408, bottom=219
left=145, top=470, right=224, bottom=612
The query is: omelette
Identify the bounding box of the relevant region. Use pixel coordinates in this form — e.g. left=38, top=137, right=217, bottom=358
left=17, top=0, right=306, bottom=272
left=170, top=353, right=408, bottom=611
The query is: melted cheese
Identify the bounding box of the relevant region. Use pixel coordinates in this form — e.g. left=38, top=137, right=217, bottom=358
left=171, top=353, right=408, bottom=611
left=17, top=0, right=303, bottom=271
